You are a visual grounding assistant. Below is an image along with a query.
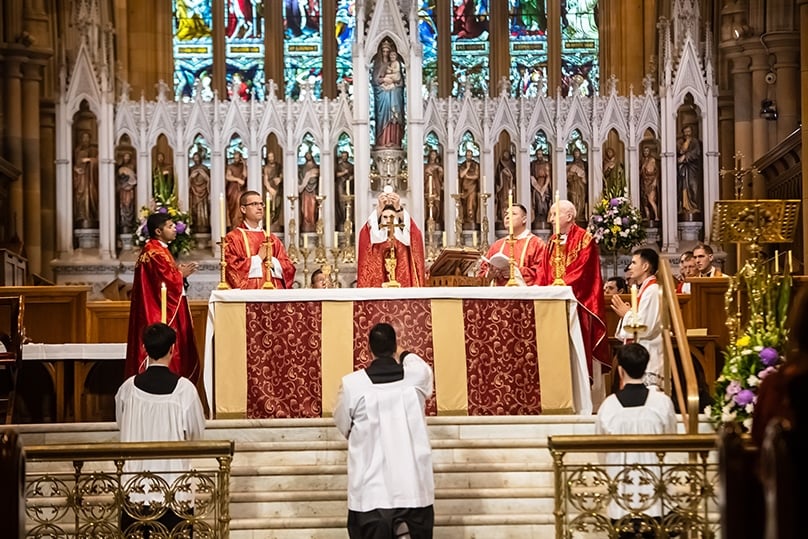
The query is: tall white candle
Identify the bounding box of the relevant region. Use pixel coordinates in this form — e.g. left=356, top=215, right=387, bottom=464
left=219, top=193, right=226, bottom=234
left=161, top=282, right=167, bottom=324
left=630, top=284, right=638, bottom=319
left=508, top=189, right=514, bottom=237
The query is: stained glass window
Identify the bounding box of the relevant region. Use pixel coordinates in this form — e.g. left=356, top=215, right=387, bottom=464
left=560, top=0, right=599, bottom=96
left=419, top=0, right=438, bottom=97
left=173, top=0, right=214, bottom=102
left=509, top=0, right=548, bottom=97
left=224, top=0, right=265, bottom=100
left=336, top=0, right=355, bottom=95
left=451, top=0, right=490, bottom=97
left=285, top=0, right=323, bottom=99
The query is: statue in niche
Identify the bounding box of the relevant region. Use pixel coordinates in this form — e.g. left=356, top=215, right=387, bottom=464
left=495, top=149, right=516, bottom=228
left=298, top=150, right=320, bottom=233
left=566, top=147, right=588, bottom=220
left=73, top=131, right=99, bottom=228
left=152, top=151, right=175, bottom=200
left=371, top=39, right=405, bottom=148
left=423, top=149, right=444, bottom=229
left=458, top=149, right=480, bottom=229
left=262, top=151, right=283, bottom=228
left=530, top=149, right=552, bottom=228
left=225, top=151, right=248, bottom=227
left=677, top=125, right=702, bottom=218
left=116, top=151, right=138, bottom=233
left=334, top=151, right=354, bottom=229
left=601, top=147, right=626, bottom=198
left=640, top=145, right=660, bottom=225
left=188, top=152, right=211, bottom=232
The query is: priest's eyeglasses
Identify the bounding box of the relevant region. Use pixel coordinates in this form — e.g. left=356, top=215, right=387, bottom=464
left=243, top=202, right=265, bottom=208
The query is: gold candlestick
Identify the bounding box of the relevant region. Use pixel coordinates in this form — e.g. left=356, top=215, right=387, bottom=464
left=451, top=193, right=464, bottom=247
left=261, top=235, right=276, bottom=289
left=286, top=195, right=300, bottom=264
left=300, top=246, right=312, bottom=288
left=383, top=242, right=401, bottom=288
left=217, top=236, right=230, bottom=289
left=314, top=195, right=327, bottom=264
left=622, top=323, right=648, bottom=342
left=506, top=236, right=519, bottom=287
left=479, top=192, right=491, bottom=253
left=340, top=194, right=355, bottom=263
left=330, top=247, right=342, bottom=288
left=552, top=235, right=566, bottom=286
left=425, top=192, right=439, bottom=263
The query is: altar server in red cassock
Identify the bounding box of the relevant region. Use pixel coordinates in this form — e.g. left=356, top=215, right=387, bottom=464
left=357, top=191, right=426, bottom=288
left=477, top=204, right=546, bottom=286
left=540, top=200, right=609, bottom=375
left=224, top=190, right=296, bottom=289
left=125, top=213, right=201, bottom=384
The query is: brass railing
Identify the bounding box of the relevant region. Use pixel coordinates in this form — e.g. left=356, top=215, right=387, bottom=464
left=24, top=440, right=234, bottom=538
left=549, top=434, right=718, bottom=539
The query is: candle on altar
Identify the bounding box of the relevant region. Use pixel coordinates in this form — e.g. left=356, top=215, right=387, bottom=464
left=160, top=282, right=167, bottom=323
left=303, top=234, right=308, bottom=249
left=334, top=231, right=339, bottom=247
left=264, top=193, right=272, bottom=234
left=554, top=190, right=560, bottom=236
left=442, top=231, right=447, bottom=247
left=219, top=193, right=226, bottom=235
left=775, top=249, right=779, bottom=274
left=630, top=284, right=638, bottom=319
left=788, top=250, right=793, bottom=273
left=508, top=189, right=514, bottom=237
left=428, top=175, right=433, bottom=197
left=346, top=179, right=351, bottom=196
left=472, top=231, right=478, bottom=247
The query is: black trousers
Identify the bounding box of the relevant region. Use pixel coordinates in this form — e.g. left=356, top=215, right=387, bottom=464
left=348, top=505, right=434, bottom=539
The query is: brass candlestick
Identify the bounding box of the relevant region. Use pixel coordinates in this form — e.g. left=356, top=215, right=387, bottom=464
left=451, top=193, right=464, bottom=247
left=217, top=236, right=230, bottom=289
left=300, top=246, right=312, bottom=288
left=330, top=247, right=342, bottom=288
left=622, top=322, right=648, bottom=342
left=425, top=192, right=439, bottom=263
left=552, top=235, right=566, bottom=286
left=506, top=236, right=519, bottom=287
left=479, top=192, right=491, bottom=253
left=314, top=195, right=327, bottom=264
left=261, top=236, right=276, bottom=289
left=286, top=195, right=300, bottom=264
left=383, top=241, right=401, bottom=288
left=340, top=194, right=356, bottom=263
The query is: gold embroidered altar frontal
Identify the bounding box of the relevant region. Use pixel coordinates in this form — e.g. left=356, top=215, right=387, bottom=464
left=203, top=287, right=592, bottom=419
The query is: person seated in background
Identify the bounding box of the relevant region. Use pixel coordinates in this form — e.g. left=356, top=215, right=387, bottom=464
left=676, top=251, right=698, bottom=293
left=604, top=276, right=628, bottom=295
left=693, top=243, right=728, bottom=278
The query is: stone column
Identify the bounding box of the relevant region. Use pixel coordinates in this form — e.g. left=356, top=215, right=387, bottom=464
left=22, top=60, right=44, bottom=274
left=3, top=55, right=24, bottom=239
left=764, top=33, right=801, bottom=140
left=729, top=54, right=754, bottom=199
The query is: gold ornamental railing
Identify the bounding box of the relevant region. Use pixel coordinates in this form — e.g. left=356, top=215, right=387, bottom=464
left=549, top=434, right=718, bottom=539
left=24, top=440, right=234, bottom=538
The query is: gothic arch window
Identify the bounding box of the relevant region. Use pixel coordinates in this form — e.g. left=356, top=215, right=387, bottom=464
left=560, top=0, right=599, bottom=96
left=173, top=0, right=214, bottom=102
left=284, top=1, right=323, bottom=99
left=419, top=1, right=439, bottom=97
left=509, top=0, right=548, bottom=97
left=225, top=0, right=266, bottom=100
left=451, top=1, right=490, bottom=97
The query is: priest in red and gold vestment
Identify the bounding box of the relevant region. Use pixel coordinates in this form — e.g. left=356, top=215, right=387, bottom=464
left=357, top=191, right=426, bottom=287
left=125, top=213, right=201, bottom=384
left=477, top=204, right=546, bottom=286
left=225, top=190, right=296, bottom=289
left=540, top=200, right=609, bottom=375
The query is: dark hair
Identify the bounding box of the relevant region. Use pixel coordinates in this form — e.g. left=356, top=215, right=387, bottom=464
left=146, top=213, right=172, bottom=238
left=369, top=323, right=397, bottom=357
left=142, top=323, right=176, bottom=360
left=680, top=250, right=694, bottom=261
left=512, top=203, right=528, bottom=215
left=311, top=268, right=323, bottom=286
left=378, top=205, right=398, bottom=225
left=633, top=247, right=660, bottom=275
left=694, top=243, right=714, bottom=255
left=606, top=276, right=628, bottom=293
left=240, top=190, right=261, bottom=206
left=618, top=343, right=650, bottom=380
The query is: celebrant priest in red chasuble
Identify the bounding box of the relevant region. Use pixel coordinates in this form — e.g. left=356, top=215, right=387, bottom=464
left=357, top=191, right=426, bottom=287
left=125, top=213, right=201, bottom=384
left=478, top=204, right=546, bottom=286
left=540, top=200, right=609, bottom=375
left=224, top=190, right=296, bottom=289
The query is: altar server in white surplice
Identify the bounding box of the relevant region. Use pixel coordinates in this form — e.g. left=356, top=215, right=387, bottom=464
left=334, top=322, right=435, bottom=538
left=116, top=323, right=206, bottom=534
left=612, top=247, right=663, bottom=387
left=596, top=344, right=677, bottom=522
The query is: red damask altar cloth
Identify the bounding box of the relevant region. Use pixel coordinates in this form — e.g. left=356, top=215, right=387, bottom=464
left=204, top=287, right=592, bottom=419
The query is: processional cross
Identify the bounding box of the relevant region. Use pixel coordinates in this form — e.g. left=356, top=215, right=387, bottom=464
left=380, top=217, right=405, bottom=288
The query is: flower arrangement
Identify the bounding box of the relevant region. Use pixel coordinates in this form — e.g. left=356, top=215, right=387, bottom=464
left=132, top=175, right=194, bottom=258
left=587, top=196, right=646, bottom=254
left=708, top=261, right=792, bottom=430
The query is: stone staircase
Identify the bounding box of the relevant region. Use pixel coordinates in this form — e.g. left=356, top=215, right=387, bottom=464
left=15, top=415, right=716, bottom=539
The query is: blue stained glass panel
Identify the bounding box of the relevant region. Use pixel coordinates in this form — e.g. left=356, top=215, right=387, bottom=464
left=419, top=1, right=438, bottom=97
left=451, top=0, right=490, bottom=97
left=509, top=0, right=548, bottom=97
left=285, top=0, right=323, bottom=99
left=336, top=0, right=355, bottom=95
left=560, top=0, right=599, bottom=96
left=224, top=0, right=265, bottom=100
left=173, top=0, right=214, bottom=102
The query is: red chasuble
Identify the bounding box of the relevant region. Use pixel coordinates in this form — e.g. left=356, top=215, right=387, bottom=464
left=357, top=217, right=426, bottom=288
left=477, top=234, right=546, bottom=286
left=539, top=223, right=609, bottom=374
left=224, top=225, right=296, bottom=289
left=125, top=239, right=200, bottom=383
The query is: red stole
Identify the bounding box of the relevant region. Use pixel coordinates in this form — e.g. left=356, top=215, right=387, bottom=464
left=477, top=234, right=546, bottom=286
left=224, top=225, right=295, bottom=289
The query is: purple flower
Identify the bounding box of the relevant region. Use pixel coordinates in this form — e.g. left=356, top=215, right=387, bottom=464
left=726, top=380, right=742, bottom=396
left=594, top=215, right=603, bottom=223
left=158, top=206, right=168, bottom=214
left=758, top=366, right=777, bottom=380
left=609, top=198, right=620, bottom=206
left=733, top=389, right=755, bottom=406
left=759, top=347, right=779, bottom=367
left=621, top=217, right=629, bottom=226
left=175, top=222, right=187, bottom=234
